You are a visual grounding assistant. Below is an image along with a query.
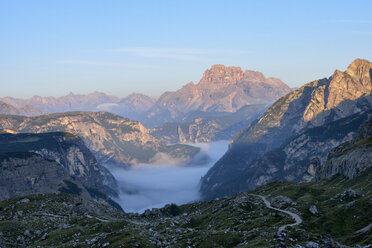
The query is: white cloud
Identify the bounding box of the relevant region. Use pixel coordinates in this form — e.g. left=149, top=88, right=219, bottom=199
left=96, top=103, right=119, bottom=111
left=54, top=60, right=154, bottom=68
left=112, top=47, right=250, bottom=62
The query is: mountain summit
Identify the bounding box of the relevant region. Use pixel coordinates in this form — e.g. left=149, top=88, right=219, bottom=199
left=145, top=64, right=291, bottom=127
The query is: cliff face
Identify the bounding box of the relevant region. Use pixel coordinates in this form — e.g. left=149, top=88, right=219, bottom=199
left=145, top=65, right=291, bottom=127
left=315, top=119, right=372, bottom=180
left=0, top=111, right=200, bottom=166
left=0, top=131, right=117, bottom=195
left=0, top=152, right=91, bottom=201
left=200, top=59, right=372, bottom=199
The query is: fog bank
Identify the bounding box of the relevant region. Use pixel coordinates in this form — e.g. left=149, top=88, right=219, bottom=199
left=108, top=141, right=228, bottom=213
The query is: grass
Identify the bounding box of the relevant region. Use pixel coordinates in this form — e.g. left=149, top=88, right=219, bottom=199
left=336, top=136, right=372, bottom=157
left=253, top=167, right=372, bottom=246
left=1, top=167, right=372, bottom=247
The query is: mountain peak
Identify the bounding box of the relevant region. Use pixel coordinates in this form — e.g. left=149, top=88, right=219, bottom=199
left=200, top=64, right=244, bottom=85
left=346, top=58, right=372, bottom=84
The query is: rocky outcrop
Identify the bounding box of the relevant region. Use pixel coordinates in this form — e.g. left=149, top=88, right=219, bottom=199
left=270, top=195, right=294, bottom=209
left=0, top=111, right=200, bottom=166
left=144, top=65, right=290, bottom=127
left=150, top=104, right=267, bottom=143
left=315, top=120, right=372, bottom=180
left=200, top=59, right=372, bottom=200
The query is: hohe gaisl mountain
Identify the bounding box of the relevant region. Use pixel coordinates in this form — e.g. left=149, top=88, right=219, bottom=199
left=144, top=64, right=291, bottom=127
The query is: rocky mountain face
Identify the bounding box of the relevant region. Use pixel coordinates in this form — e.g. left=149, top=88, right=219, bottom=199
left=145, top=65, right=291, bottom=127
left=0, top=111, right=200, bottom=166
left=200, top=59, right=372, bottom=200
left=150, top=104, right=267, bottom=143
left=218, top=109, right=372, bottom=196
left=0, top=131, right=117, bottom=195
left=315, top=119, right=372, bottom=180
left=0, top=132, right=121, bottom=209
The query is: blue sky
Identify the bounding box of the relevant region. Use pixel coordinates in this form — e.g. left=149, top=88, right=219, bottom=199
left=1, top=0, right=371, bottom=98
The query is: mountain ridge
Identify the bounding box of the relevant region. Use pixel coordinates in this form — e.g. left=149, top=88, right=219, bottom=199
left=1, top=64, right=290, bottom=129
left=0, top=111, right=200, bottom=166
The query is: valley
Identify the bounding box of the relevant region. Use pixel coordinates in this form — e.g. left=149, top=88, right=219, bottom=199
left=1, top=58, right=372, bottom=247
left=109, top=141, right=229, bottom=213
left=2, top=1, right=372, bottom=246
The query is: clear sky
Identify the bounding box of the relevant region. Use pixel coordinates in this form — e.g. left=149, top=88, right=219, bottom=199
left=1, top=0, right=371, bottom=98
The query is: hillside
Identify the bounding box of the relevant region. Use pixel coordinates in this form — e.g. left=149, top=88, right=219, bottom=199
left=2, top=166, right=372, bottom=247
left=0, top=131, right=120, bottom=208
left=203, top=109, right=372, bottom=198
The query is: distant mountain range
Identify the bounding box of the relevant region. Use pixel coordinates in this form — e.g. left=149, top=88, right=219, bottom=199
left=201, top=59, right=372, bottom=199
left=0, top=101, right=45, bottom=116
left=0, top=65, right=291, bottom=133
left=0, top=92, right=155, bottom=121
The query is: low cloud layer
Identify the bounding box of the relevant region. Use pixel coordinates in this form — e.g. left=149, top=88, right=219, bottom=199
left=108, top=141, right=228, bottom=213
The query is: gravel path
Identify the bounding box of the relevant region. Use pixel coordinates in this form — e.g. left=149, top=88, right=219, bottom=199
left=250, top=194, right=302, bottom=233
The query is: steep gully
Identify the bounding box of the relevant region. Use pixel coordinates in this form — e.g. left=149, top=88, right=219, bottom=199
left=249, top=194, right=303, bottom=233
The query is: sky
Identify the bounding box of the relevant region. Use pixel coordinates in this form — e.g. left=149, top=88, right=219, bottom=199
left=0, top=0, right=371, bottom=98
